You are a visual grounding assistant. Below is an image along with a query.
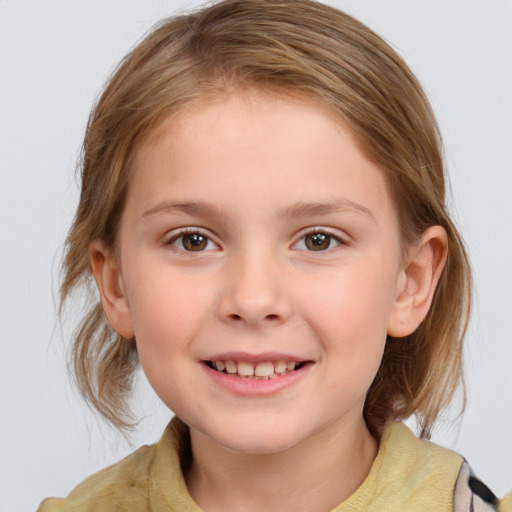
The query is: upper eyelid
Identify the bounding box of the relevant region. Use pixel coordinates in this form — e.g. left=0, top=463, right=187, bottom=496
left=161, top=225, right=349, bottom=247
left=164, top=226, right=216, bottom=240
left=293, top=226, right=348, bottom=243
left=163, top=227, right=221, bottom=248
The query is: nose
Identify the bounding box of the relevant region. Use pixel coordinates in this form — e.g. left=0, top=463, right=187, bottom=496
left=216, top=250, right=292, bottom=328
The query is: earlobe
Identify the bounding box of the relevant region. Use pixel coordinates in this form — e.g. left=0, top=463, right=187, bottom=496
left=387, top=226, right=448, bottom=337
left=89, top=240, right=135, bottom=338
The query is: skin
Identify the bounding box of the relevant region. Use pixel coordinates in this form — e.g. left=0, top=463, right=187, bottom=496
left=91, top=91, right=447, bottom=512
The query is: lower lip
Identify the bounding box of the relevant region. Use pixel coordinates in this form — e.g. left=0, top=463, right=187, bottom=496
left=202, top=363, right=311, bottom=397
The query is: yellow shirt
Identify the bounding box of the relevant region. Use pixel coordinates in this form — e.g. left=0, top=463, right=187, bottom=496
left=37, top=417, right=471, bottom=512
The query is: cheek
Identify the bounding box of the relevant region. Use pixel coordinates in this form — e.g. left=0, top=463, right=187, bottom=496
left=300, top=262, right=397, bottom=338
left=125, top=272, right=212, bottom=410
left=295, top=259, right=396, bottom=382
left=125, top=267, right=214, bottom=362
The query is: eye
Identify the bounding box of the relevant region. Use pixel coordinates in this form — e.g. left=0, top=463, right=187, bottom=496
left=168, top=230, right=218, bottom=252
left=293, top=230, right=343, bottom=251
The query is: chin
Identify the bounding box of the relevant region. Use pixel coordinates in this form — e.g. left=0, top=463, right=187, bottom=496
left=205, top=419, right=305, bottom=455
left=218, top=436, right=300, bottom=455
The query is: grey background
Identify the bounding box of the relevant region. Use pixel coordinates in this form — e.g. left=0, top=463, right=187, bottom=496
left=1, top=1, right=511, bottom=510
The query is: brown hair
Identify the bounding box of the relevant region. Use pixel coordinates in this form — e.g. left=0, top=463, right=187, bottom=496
left=61, top=0, right=471, bottom=437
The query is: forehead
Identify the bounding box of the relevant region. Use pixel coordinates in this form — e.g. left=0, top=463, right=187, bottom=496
left=138, top=87, right=369, bottom=163
left=127, top=91, right=395, bottom=224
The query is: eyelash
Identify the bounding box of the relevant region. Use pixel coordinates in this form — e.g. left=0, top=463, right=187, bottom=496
left=164, top=227, right=347, bottom=253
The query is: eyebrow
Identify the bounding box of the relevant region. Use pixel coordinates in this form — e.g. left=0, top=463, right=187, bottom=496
left=276, top=200, right=375, bottom=221
left=142, top=201, right=226, bottom=218
left=142, top=199, right=375, bottom=221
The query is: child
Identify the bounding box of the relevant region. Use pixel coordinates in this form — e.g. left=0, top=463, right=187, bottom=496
left=38, top=0, right=511, bottom=510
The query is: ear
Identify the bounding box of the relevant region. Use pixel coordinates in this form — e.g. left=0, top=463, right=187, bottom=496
left=89, top=239, right=135, bottom=338
left=387, top=225, right=448, bottom=337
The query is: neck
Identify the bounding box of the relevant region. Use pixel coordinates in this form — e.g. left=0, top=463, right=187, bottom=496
left=185, top=417, right=378, bottom=512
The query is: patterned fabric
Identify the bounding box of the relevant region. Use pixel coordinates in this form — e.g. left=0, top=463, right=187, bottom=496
left=454, top=462, right=512, bottom=512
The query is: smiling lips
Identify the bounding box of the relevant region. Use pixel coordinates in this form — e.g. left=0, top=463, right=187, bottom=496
left=205, top=360, right=305, bottom=379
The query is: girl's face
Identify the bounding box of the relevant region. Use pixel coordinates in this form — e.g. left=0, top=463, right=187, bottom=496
left=110, top=92, right=408, bottom=454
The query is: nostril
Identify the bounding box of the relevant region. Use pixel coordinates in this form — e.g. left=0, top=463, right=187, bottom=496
left=228, top=313, right=280, bottom=322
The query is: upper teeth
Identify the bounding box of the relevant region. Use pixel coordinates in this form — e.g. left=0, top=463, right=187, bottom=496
left=211, top=360, right=299, bottom=378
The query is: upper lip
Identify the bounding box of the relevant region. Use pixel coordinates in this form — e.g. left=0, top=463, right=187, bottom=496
left=202, top=352, right=310, bottom=363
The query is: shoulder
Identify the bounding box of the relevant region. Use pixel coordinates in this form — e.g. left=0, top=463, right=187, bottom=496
left=37, top=417, right=197, bottom=512
left=383, top=422, right=464, bottom=479
left=37, top=442, right=157, bottom=512
left=369, top=422, right=464, bottom=510
left=385, top=423, right=511, bottom=512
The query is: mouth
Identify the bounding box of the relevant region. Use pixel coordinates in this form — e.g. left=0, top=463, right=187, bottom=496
left=203, top=359, right=309, bottom=379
